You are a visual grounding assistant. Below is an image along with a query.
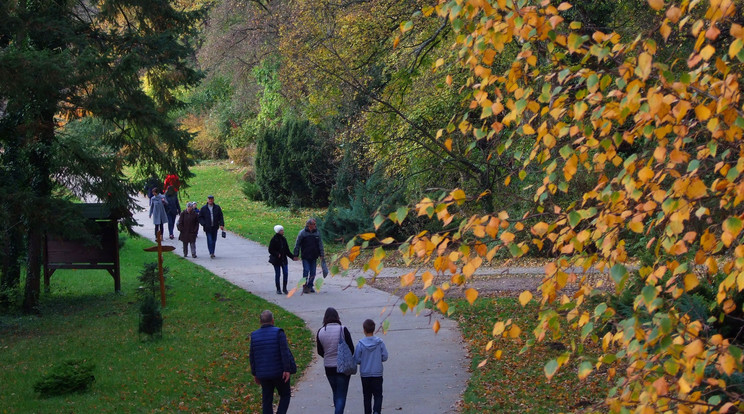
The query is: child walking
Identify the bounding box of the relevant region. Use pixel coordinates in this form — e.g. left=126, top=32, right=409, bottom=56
left=354, top=319, right=388, bottom=414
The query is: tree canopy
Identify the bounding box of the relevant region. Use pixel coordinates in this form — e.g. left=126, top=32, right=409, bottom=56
left=331, top=0, right=744, bottom=412
left=0, top=0, right=201, bottom=310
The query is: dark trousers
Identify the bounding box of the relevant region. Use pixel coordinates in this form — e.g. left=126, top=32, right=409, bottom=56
left=166, top=213, right=177, bottom=236
left=274, top=263, right=288, bottom=291
left=361, top=376, right=383, bottom=414
left=302, top=258, right=317, bottom=288
left=259, top=377, right=291, bottom=414
left=325, top=368, right=350, bottom=414
left=154, top=223, right=164, bottom=239
left=205, top=228, right=218, bottom=255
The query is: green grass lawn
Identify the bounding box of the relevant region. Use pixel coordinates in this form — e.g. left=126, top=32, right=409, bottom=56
left=178, top=162, right=327, bottom=248
left=452, top=297, right=609, bottom=413
left=0, top=234, right=313, bottom=413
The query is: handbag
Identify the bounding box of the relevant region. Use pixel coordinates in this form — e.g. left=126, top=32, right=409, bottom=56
left=335, top=326, right=357, bottom=375
left=269, top=254, right=278, bottom=265
left=321, top=257, right=329, bottom=278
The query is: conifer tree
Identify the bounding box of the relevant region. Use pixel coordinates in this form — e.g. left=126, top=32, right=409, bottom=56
left=0, top=0, right=202, bottom=311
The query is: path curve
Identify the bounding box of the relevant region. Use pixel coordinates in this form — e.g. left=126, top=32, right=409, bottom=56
left=132, top=196, right=469, bottom=413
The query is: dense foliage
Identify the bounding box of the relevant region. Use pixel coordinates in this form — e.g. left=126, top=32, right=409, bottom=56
left=0, top=0, right=201, bottom=311
left=254, top=119, right=336, bottom=207
left=331, top=0, right=744, bottom=412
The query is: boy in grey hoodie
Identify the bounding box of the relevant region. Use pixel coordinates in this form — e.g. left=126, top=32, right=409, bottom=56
left=354, top=319, right=389, bottom=414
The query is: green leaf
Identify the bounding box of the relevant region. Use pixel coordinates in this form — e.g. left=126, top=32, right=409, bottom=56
left=578, top=361, right=593, bottom=379
left=568, top=211, right=581, bottom=227
left=610, top=264, right=628, bottom=283
left=581, top=322, right=594, bottom=340
left=544, top=359, right=559, bottom=379
left=356, top=277, right=366, bottom=288
left=641, top=285, right=657, bottom=309
left=373, top=214, right=384, bottom=229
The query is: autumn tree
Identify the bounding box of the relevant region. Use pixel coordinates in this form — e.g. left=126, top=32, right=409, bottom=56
left=339, top=0, right=744, bottom=412
left=0, top=0, right=201, bottom=311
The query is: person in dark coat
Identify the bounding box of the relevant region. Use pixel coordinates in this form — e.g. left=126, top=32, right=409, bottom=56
left=197, top=195, right=225, bottom=258
left=177, top=202, right=199, bottom=258
left=164, top=185, right=181, bottom=240
left=250, top=310, right=294, bottom=414
left=293, top=218, right=324, bottom=293
left=269, top=225, right=297, bottom=295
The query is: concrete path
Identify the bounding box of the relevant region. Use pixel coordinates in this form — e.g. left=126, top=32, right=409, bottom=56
left=132, top=196, right=469, bottom=414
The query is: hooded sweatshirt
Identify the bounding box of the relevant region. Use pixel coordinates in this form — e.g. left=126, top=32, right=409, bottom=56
left=354, top=336, right=388, bottom=378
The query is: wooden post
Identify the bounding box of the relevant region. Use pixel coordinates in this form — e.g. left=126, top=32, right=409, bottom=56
left=144, top=231, right=175, bottom=307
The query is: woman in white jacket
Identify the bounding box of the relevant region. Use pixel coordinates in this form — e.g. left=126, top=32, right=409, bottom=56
left=317, top=307, right=355, bottom=414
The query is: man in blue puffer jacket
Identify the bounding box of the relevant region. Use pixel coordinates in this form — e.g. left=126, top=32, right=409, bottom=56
left=250, top=310, right=294, bottom=414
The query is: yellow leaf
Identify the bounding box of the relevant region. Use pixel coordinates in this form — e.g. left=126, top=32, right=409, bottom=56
left=401, top=272, right=415, bottom=287
left=532, top=222, right=549, bottom=236
left=684, top=273, right=699, bottom=291
left=445, top=138, right=452, bottom=151
left=422, top=271, right=433, bottom=288
left=636, top=52, right=653, bottom=80
left=648, top=0, right=664, bottom=11
left=729, top=39, right=743, bottom=58
left=638, top=167, right=654, bottom=182
left=557, top=2, right=572, bottom=11
left=700, top=44, right=716, bottom=60
left=380, top=237, right=395, bottom=244
left=519, top=290, right=533, bottom=306
left=721, top=353, right=737, bottom=375
left=695, top=104, right=711, bottom=121
left=494, top=349, right=503, bottom=360
left=723, top=299, right=736, bottom=314
left=404, top=291, right=419, bottom=309
left=436, top=300, right=449, bottom=314
left=465, top=288, right=478, bottom=304
left=508, top=325, right=522, bottom=338
left=477, top=358, right=488, bottom=368
left=340, top=257, right=350, bottom=270
left=359, top=232, right=376, bottom=241
left=629, top=221, right=644, bottom=233
left=433, top=319, right=440, bottom=334
left=683, top=339, right=704, bottom=359
left=492, top=321, right=505, bottom=336
left=451, top=189, right=466, bottom=204
left=500, top=232, right=515, bottom=243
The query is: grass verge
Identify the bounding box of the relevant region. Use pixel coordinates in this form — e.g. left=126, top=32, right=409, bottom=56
left=0, top=234, right=312, bottom=413
left=452, top=297, right=608, bottom=413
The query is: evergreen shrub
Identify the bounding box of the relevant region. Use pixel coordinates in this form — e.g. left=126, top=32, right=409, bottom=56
left=254, top=119, right=336, bottom=207
left=33, top=359, right=95, bottom=397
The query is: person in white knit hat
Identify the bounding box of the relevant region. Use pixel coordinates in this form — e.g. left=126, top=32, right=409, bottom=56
left=268, top=225, right=297, bottom=294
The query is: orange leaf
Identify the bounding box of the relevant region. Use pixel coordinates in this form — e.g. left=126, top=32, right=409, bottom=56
left=465, top=288, right=478, bottom=305
left=648, top=0, right=664, bottom=11
left=519, top=290, right=533, bottom=306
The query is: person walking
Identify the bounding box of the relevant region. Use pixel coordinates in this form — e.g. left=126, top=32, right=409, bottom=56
left=177, top=202, right=199, bottom=258
left=149, top=187, right=168, bottom=239
left=293, top=218, right=324, bottom=293
left=198, top=195, right=224, bottom=258
left=269, top=225, right=296, bottom=295
left=249, top=310, right=294, bottom=414
left=354, top=319, right=388, bottom=414
left=317, top=307, right=354, bottom=414
left=164, top=185, right=181, bottom=240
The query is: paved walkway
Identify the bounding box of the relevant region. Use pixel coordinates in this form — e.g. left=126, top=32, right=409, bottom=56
left=132, top=196, right=469, bottom=414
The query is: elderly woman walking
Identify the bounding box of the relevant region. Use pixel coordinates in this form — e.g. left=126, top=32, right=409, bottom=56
left=269, top=225, right=296, bottom=294
left=177, top=202, right=200, bottom=258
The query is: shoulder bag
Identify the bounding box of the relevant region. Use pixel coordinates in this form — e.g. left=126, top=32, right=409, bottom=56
left=336, top=326, right=357, bottom=375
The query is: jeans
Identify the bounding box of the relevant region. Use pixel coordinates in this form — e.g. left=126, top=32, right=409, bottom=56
left=205, top=229, right=217, bottom=255
left=166, top=213, right=177, bottom=236
left=361, top=376, right=383, bottom=414
left=302, top=258, right=317, bottom=288
left=259, top=377, right=291, bottom=414
left=325, top=368, right=350, bottom=414
left=274, top=263, right=288, bottom=291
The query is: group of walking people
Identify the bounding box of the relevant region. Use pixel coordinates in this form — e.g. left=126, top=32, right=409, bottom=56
left=148, top=185, right=225, bottom=259
left=250, top=307, right=388, bottom=414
